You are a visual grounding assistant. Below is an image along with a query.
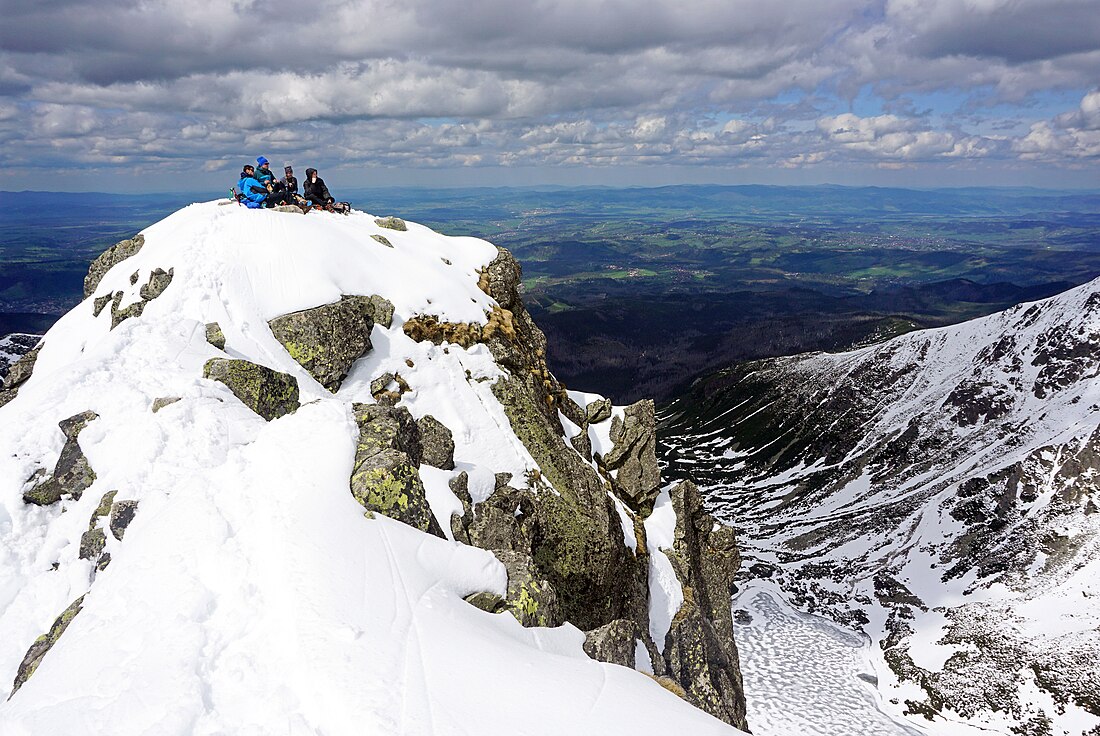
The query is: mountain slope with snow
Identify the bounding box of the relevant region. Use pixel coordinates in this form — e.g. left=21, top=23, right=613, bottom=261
left=662, top=278, right=1100, bottom=735
left=0, top=202, right=746, bottom=735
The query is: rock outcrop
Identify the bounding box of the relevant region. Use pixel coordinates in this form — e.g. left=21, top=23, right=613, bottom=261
left=402, top=246, right=748, bottom=729
left=600, top=399, right=660, bottom=513
left=205, top=322, right=226, bottom=350
left=11, top=596, right=85, bottom=695
left=269, top=295, right=389, bottom=392
left=0, top=341, right=41, bottom=408
left=416, top=415, right=455, bottom=470
left=583, top=619, right=638, bottom=668
left=83, top=234, right=145, bottom=298
left=91, top=267, right=175, bottom=330
left=350, top=403, right=443, bottom=537
left=203, top=358, right=299, bottom=421
left=374, top=216, right=407, bottom=232
left=662, top=480, right=747, bottom=727
left=23, top=411, right=99, bottom=506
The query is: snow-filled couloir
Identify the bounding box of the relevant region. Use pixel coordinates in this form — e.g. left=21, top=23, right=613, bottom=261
left=0, top=202, right=749, bottom=735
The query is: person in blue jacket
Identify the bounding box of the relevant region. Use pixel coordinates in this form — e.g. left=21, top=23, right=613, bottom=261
left=237, top=163, right=297, bottom=209
left=237, top=164, right=271, bottom=208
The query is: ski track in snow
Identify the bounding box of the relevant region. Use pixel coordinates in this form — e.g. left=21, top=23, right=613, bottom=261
left=733, top=583, right=927, bottom=736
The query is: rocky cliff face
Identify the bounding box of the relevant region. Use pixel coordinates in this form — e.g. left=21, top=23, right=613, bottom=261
left=662, top=278, right=1100, bottom=734
left=0, top=202, right=747, bottom=735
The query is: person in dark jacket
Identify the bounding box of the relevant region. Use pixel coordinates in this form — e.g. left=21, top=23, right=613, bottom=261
left=303, top=168, right=332, bottom=206
left=280, top=164, right=298, bottom=196
left=303, top=168, right=349, bottom=213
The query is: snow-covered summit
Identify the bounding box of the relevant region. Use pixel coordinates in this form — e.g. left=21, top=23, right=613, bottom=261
left=663, top=276, right=1100, bottom=734
left=0, top=202, right=747, bottom=735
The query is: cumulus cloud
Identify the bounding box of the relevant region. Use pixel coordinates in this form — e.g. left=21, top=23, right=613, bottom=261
left=0, top=0, right=1098, bottom=182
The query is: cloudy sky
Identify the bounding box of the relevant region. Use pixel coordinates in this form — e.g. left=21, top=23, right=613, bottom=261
left=2, top=0, right=1099, bottom=191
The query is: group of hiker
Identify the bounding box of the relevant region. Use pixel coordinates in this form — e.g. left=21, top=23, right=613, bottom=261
left=235, top=157, right=349, bottom=214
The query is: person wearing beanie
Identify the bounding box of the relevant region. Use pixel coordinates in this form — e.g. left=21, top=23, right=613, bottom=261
left=254, top=156, right=284, bottom=193
left=280, top=164, right=299, bottom=196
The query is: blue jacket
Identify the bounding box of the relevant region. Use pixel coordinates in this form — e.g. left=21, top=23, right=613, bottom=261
left=237, top=175, right=268, bottom=209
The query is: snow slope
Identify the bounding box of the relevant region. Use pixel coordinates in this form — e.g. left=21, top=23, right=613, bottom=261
left=0, top=202, right=741, bottom=735
left=662, top=278, right=1100, bottom=734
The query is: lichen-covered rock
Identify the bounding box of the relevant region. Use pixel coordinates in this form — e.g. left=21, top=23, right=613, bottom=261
left=108, top=268, right=173, bottom=329
left=660, top=480, right=747, bottom=730
left=464, top=591, right=505, bottom=613
left=203, top=358, right=299, bottom=421
left=109, top=291, right=144, bottom=329
left=350, top=403, right=442, bottom=536
left=3, top=342, right=40, bottom=391
left=583, top=619, right=638, bottom=668
left=371, top=234, right=393, bottom=248
left=92, top=294, right=112, bottom=317
left=0, top=341, right=42, bottom=408
left=586, top=398, right=612, bottom=424
left=492, top=549, right=560, bottom=628
left=12, top=595, right=85, bottom=693
left=416, top=414, right=455, bottom=470
left=601, top=400, right=660, bottom=513
left=23, top=411, right=100, bottom=505
left=365, top=295, right=395, bottom=329
left=205, top=322, right=226, bottom=350
left=79, top=527, right=106, bottom=561
left=465, top=479, right=538, bottom=555
left=110, top=500, right=138, bottom=540
left=352, top=403, right=423, bottom=466
left=139, top=268, right=173, bottom=301
left=570, top=429, right=592, bottom=461
left=375, top=216, right=407, bottom=231
left=151, top=397, right=181, bottom=413
left=489, top=374, right=641, bottom=632
left=268, top=295, right=378, bottom=392
left=79, top=490, right=118, bottom=562
left=84, top=233, right=144, bottom=298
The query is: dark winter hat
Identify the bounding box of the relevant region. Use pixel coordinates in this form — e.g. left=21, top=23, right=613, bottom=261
left=257, top=156, right=269, bottom=166
left=284, top=164, right=293, bottom=173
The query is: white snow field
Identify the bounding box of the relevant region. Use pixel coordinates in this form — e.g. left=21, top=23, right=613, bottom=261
left=732, top=582, right=927, bottom=736
left=0, top=202, right=744, bottom=735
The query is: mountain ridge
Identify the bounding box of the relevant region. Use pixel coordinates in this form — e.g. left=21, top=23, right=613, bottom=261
left=0, top=201, right=748, bottom=734
left=661, top=275, right=1100, bottom=734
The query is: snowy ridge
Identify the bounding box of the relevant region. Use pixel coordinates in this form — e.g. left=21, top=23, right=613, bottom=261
left=662, top=278, right=1100, bottom=734
left=0, top=202, right=742, bottom=735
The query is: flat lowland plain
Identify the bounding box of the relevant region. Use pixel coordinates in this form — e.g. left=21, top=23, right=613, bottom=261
left=3, top=186, right=1099, bottom=401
